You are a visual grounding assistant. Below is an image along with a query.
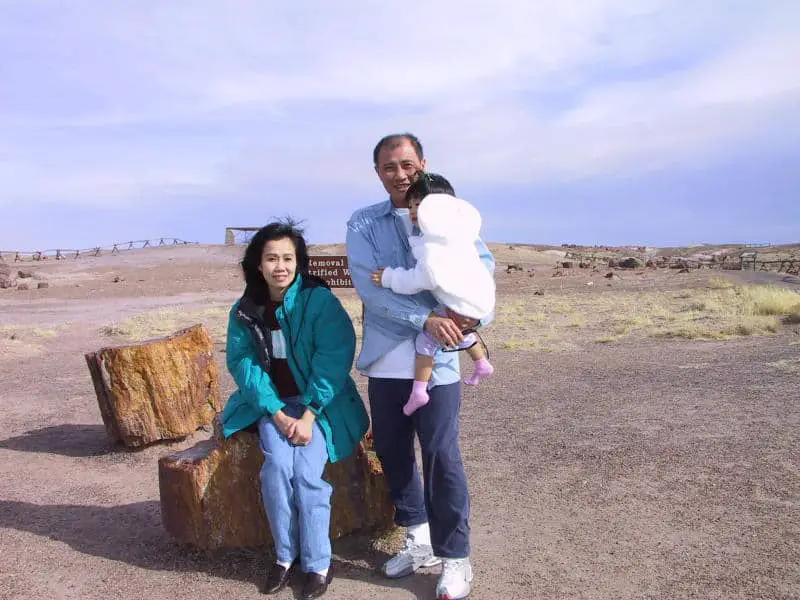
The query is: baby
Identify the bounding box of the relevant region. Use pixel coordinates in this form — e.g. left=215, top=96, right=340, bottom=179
left=371, top=172, right=495, bottom=415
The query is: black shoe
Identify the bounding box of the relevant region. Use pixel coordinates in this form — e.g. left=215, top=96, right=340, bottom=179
left=300, top=571, right=333, bottom=599
left=261, top=560, right=297, bottom=595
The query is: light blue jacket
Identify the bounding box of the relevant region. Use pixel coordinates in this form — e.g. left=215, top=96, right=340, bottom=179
left=346, top=199, right=495, bottom=387
left=220, top=274, right=370, bottom=463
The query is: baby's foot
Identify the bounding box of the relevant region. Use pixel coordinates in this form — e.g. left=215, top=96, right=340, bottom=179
left=464, top=358, right=494, bottom=386
left=403, top=382, right=430, bottom=415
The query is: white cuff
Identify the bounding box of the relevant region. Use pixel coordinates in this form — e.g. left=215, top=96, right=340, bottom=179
left=380, top=268, right=394, bottom=288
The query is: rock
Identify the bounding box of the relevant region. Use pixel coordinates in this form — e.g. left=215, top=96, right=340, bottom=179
left=561, top=261, right=573, bottom=269
left=85, top=324, right=221, bottom=448
left=113, top=275, right=123, bottom=283
left=17, top=270, right=34, bottom=278
left=505, top=263, right=523, bottom=273
left=158, top=421, right=394, bottom=549
left=0, top=263, right=15, bottom=289
left=37, top=281, right=49, bottom=289
left=618, top=257, right=643, bottom=269
left=16, top=283, right=30, bottom=291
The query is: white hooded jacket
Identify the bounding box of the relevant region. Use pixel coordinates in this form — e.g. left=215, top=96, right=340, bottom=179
left=380, top=194, right=495, bottom=320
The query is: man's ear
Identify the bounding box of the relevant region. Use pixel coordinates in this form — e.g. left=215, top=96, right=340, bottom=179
left=374, top=164, right=379, bottom=174
left=420, top=158, right=427, bottom=171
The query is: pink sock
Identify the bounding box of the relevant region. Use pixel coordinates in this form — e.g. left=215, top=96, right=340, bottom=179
left=464, top=357, right=494, bottom=386
left=403, top=380, right=430, bottom=416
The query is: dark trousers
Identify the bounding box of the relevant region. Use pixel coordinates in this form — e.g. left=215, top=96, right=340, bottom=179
left=368, top=378, right=470, bottom=558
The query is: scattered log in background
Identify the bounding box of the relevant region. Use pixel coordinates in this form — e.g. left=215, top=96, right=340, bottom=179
left=85, top=324, right=220, bottom=448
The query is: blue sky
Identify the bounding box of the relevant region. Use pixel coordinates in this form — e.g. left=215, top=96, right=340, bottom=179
left=1, top=1, right=799, bottom=251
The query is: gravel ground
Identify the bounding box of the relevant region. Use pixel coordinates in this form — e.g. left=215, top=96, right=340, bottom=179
left=1, top=245, right=798, bottom=600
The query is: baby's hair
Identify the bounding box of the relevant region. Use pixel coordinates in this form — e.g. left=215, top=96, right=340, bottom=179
left=404, top=171, right=455, bottom=205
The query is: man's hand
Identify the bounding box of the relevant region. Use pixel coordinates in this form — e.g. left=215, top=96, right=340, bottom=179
left=424, top=313, right=464, bottom=348
left=272, top=410, right=297, bottom=439
left=370, top=268, right=385, bottom=287
left=445, top=308, right=479, bottom=331
left=290, top=410, right=315, bottom=446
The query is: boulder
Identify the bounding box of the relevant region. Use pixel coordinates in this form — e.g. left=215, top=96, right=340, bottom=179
left=85, top=324, right=221, bottom=448
left=0, top=263, right=15, bottom=289
left=158, top=421, right=394, bottom=549
left=618, top=257, right=643, bottom=269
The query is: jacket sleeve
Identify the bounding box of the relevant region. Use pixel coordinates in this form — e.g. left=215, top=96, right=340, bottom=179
left=380, top=262, right=435, bottom=295
left=476, top=237, right=496, bottom=327
left=346, top=221, right=431, bottom=331
left=225, top=308, right=286, bottom=416
left=301, top=292, right=357, bottom=415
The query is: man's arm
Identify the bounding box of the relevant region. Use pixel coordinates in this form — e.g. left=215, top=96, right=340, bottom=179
left=346, top=221, right=432, bottom=331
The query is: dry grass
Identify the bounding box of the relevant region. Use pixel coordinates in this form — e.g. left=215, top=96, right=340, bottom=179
left=706, top=276, right=736, bottom=290
left=488, top=284, right=800, bottom=347
left=99, top=306, right=230, bottom=341
left=0, top=325, right=60, bottom=339
left=94, top=283, right=798, bottom=348
left=0, top=326, right=60, bottom=360
left=766, top=358, right=800, bottom=373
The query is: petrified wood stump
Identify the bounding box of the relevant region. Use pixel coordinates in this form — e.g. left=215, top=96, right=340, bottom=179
left=85, top=324, right=220, bottom=448
left=158, top=423, right=394, bottom=549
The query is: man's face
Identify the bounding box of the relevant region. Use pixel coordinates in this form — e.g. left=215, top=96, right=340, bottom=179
left=374, top=139, right=426, bottom=207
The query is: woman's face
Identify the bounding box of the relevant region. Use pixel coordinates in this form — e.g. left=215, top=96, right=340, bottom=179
left=259, top=237, right=297, bottom=299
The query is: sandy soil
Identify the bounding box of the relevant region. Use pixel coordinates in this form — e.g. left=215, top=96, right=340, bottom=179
left=1, top=244, right=798, bottom=600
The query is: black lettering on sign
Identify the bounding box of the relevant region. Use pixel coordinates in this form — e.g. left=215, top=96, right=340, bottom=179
left=308, top=255, right=353, bottom=288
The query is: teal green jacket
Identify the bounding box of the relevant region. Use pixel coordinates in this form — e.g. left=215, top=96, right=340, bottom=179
left=220, top=274, right=369, bottom=463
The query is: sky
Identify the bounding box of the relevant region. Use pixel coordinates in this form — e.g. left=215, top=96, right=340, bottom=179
left=1, top=1, right=799, bottom=251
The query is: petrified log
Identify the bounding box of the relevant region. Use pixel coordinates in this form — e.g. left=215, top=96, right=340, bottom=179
left=158, top=422, right=394, bottom=549
left=85, top=324, right=220, bottom=448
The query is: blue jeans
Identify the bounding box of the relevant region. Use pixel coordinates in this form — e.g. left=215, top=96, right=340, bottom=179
left=257, top=400, right=332, bottom=573
left=368, top=379, right=470, bottom=558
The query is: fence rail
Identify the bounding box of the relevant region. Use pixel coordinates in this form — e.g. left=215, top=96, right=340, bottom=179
left=0, top=238, right=196, bottom=262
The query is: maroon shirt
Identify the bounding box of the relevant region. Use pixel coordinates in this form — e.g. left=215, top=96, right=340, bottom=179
left=264, top=300, right=300, bottom=399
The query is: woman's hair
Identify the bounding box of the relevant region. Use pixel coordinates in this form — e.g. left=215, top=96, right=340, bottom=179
left=240, top=219, right=309, bottom=302
left=404, top=171, right=455, bottom=204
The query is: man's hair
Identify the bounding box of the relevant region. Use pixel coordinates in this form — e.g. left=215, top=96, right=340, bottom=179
left=405, top=171, right=455, bottom=204
left=372, top=133, right=424, bottom=165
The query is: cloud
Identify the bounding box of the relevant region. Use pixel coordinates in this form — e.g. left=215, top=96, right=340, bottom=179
left=0, top=0, right=798, bottom=210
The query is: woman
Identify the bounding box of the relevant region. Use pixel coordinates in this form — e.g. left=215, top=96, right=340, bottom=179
left=220, top=220, right=369, bottom=599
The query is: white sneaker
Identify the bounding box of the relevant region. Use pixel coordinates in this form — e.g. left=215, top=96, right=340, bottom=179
left=382, top=537, right=442, bottom=578
left=436, top=557, right=473, bottom=600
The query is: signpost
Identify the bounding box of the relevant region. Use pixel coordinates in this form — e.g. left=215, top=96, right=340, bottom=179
left=308, top=255, right=352, bottom=288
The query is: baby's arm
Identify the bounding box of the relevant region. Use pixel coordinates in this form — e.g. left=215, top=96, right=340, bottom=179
left=370, top=263, right=434, bottom=295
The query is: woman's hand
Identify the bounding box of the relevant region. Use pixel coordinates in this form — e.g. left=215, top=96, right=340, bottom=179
left=272, top=410, right=298, bottom=439
left=290, top=410, right=316, bottom=446
left=370, top=268, right=385, bottom=287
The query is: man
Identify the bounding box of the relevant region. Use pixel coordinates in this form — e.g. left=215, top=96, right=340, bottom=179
left=346, top=133, right=495, bottom=600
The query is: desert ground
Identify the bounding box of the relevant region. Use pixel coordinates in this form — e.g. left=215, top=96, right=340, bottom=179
left=1, top=242, right=798, bottom=600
